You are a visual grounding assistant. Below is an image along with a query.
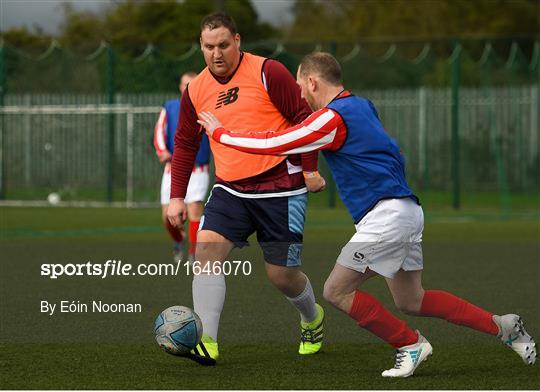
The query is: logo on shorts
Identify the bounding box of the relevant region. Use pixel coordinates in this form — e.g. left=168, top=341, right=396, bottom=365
left=353, top=251, right=365, bottom=261
left=215, top=87, right=240, bottom=109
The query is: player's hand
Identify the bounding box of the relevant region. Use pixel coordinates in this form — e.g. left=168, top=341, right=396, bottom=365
left=158, top=150, right=172, bottom=164
left=167, top=198, right=188, bottom=227
left=197, top=112, right=223, bottom=137
left=304, top=171, right=326, bottom=193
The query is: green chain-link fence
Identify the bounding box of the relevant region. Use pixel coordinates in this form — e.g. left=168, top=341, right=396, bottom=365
left=0, top=37, right=538, bottom=210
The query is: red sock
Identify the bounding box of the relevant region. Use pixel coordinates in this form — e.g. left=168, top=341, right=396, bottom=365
left=189, top=220, right=199, bottom=256
left=420, top=290, right=499, bottom=335
left=165, top=220, right=183, bottom=243
left=348, top=290, right=418, bottom=348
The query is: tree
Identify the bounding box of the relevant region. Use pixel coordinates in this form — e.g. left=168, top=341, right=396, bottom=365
left=58, top=3, right=107, bottom=53
left=0, top=27, right=53, bottom=53
left=287, top=0, right=540, bottom=42
left=56, top=0, right=277, bottom=54
left=223, top=0, right=277, bottom=40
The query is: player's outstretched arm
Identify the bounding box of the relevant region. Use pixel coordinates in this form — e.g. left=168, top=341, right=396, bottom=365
left=197, top=111, right=223, bottom=137
left=197, top=108, right=346, bottom=156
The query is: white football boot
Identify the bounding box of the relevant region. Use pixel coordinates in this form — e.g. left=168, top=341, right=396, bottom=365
left=381, top=332, right=433, bottom=378
left=493, top=314, right=536, bottom=366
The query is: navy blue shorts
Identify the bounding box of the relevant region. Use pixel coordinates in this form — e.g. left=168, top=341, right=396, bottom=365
left=199, top=186, right=307, bottom=267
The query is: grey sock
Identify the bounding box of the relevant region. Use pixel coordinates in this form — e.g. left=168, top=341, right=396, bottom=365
left=287, top=276, right=318, bottom=323
left=192, top=273, right=226, bottom=341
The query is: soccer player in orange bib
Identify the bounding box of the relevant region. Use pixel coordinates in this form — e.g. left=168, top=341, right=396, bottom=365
left=167, top=13, right=326, bottom=365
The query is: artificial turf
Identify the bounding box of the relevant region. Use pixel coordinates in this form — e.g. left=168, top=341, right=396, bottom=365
left=1, top=205, right=539, bottom=389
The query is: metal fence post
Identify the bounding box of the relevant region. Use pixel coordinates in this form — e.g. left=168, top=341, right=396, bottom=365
left=0, top=43, right=5, bottom=200
left=106, top=45, right=115, bottom=202
left=483, top=44, right=510, bottom=213
left=126, top=110, right=134, bottom=207
left=24, top=95, right=31, bottom=185
left=537, top=42, right=540, bottom=158
left=451, top=40, right=461, bottom=209
left=418, top=87, right=428, bottom=190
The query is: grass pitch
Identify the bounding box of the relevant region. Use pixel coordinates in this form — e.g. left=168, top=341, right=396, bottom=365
left=1, top=204, right=539, bottom=389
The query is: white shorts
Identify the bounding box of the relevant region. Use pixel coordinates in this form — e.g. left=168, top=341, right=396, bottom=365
left=160, top=164, right=210, bottom=205
left=336, top=198, right=424, bottom=279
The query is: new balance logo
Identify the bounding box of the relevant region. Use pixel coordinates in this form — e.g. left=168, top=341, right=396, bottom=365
left=215, top=87, right=240, bottom=109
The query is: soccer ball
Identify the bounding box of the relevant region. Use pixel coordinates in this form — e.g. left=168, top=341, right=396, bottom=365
left=154, top=306, right=202, bottom=355
left=47, top=192, right=61, bottom=205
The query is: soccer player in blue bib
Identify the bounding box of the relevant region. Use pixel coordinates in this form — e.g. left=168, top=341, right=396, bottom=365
left=197, top=52, right=536, bottom=377
left=154, top=72, right=211, bottom=262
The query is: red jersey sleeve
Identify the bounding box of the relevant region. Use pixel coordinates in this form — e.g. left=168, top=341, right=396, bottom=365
left=263, top=59, right=319, bottom=172
left=170, top=88, right=202, bottom=199
left=212, top=108, right=347, bottom=155
left=153, top=108, right=168, bottom=155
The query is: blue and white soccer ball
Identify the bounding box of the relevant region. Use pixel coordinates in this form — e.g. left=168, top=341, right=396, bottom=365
left=154, top=305, right=203, bottom=355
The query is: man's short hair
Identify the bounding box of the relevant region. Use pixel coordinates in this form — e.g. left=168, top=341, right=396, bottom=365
left=299, top=52, right=342, bottom=86
left=200, top=12, right=237, bottom=35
